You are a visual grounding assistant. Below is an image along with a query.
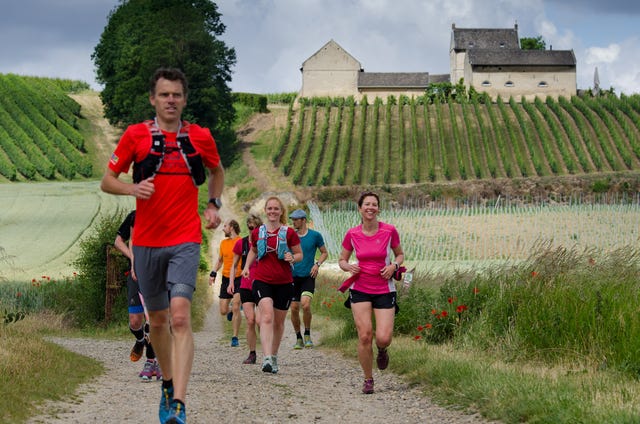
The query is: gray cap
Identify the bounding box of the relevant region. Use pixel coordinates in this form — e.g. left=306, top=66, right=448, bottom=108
left=289, top=209, right=307, bottom=219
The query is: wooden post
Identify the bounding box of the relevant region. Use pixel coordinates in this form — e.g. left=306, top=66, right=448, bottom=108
left=105, top=244, right=123, bottom=323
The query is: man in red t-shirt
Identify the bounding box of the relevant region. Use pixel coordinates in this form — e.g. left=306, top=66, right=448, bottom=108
left=101, top=68, right=224, bottom=424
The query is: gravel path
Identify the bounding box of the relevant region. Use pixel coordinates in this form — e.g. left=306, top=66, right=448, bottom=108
left=27, top=292, right=490, bottom=424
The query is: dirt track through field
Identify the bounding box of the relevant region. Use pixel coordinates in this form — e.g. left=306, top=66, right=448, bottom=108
left=27, top=295, right=490, bottom=424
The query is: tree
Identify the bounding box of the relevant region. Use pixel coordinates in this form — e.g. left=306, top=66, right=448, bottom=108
left=92, top=0, right=238, bottom=163
left=520, top=36, right=546, bottom=50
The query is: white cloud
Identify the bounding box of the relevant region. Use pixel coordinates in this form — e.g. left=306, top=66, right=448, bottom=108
left=582, top=38, right=640, bottom=94
left=585, top=44, right=621, bottom=64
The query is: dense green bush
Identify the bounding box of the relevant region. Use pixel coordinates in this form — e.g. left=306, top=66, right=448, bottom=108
left=70, top=210, right=130, bottom=326
left=266, top=92, right=298, bottom=104
left=232, top=92, right=268, bottom=113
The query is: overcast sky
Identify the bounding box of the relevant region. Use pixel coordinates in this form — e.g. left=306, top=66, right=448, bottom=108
left=0, top=0, right=638, bottom=95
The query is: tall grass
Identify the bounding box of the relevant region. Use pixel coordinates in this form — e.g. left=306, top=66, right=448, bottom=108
left=313, top=245, right=640, bottom=422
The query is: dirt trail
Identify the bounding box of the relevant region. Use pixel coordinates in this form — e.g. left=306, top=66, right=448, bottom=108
left=70, top=92, right=121, bottom=170
left=27, top=294, right=488, bottom=424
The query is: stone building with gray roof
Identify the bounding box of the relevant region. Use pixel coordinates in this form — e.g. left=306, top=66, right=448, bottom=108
left=299, top=39, right=443, bottom=102
left=450, top=23, right=576, bottom=101
left=299, top=25, right=576, bottom=102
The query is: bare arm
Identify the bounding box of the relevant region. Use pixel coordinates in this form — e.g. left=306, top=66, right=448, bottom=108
left=310, top=245, right=329, bottom=278
left=380, top=244, right=405, bottom=280
left=338, top=248, right=360, bottom=274
left=100, top=168, right=155, bottom=199
left=241, top=248, right=257, bottom=278
left=203, top=164, right=224, bottom=229
left=284, top=243, right=303, bottom=265
left=113, top=235, right=132, bottom=260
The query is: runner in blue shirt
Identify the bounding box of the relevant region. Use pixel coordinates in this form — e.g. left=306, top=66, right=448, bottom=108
left=289, top=209, right=328, bottom=349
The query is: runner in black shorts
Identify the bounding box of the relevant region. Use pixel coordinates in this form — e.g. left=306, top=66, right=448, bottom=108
left=114, top=210, right=160, bottom=381
left=241, top=197, right=302, bottom=374
left=229, top=214, right=263, bottom=364
left=288, top=209, right=328, bottom=349
left=210, top=220, right=243, bottom=346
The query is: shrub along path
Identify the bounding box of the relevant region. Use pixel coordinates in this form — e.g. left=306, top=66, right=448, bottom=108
left=26, top=292, right=490, bottom=423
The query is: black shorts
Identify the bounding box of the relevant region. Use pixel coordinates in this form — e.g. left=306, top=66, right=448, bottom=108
left=252, top=280, right=294, bottom=311
left=292, top=275, right=315, bottom=301
left=126, top=274, right=144, bottom=314
left=219, top=276, right=240, bottom=299
left=349, top=289, right=397, bottom=310
left=239, top=288, right=256, bottom=304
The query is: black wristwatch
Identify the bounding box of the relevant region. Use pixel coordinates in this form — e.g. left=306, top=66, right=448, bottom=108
left=208, top=198, right=222, bottom=209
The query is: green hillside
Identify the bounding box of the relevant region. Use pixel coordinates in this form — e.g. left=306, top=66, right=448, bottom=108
left=0, top=73, right=93, bottom=181
left=2, top=73, right=640, bottom=194
left=272, top=95, right=640, bottom=186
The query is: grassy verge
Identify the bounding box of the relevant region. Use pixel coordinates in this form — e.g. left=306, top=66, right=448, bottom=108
left=0, top=277, right=211, bottom=423
left=312, top=246, right=640, bottom=423
left=0, top=312, right=103, bottom=423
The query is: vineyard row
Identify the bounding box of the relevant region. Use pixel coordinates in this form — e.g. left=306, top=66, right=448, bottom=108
left=273, top=94, right=640, bottom=186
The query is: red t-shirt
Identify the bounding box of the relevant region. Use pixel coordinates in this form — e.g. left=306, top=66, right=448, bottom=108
left=233, top=237, right=254, bottom=290
left=250, top=226, right=300, bottom=284
left=108, top=121, right=220, bottom=247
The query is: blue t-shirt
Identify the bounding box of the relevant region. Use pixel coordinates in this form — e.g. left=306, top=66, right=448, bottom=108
left=292, top=229, right=325, bottom=277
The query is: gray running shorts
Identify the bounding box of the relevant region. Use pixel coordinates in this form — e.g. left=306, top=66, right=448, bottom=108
left=132, top=242, right=200, bottom=311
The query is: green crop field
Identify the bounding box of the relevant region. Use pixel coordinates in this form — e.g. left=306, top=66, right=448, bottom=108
left=0, top=182, right=134, bottom=282
left=309, top=197, right=640, bottom=273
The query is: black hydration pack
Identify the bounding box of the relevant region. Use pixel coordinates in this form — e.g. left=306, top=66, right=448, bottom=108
left=132, top=119, right=206, bottom=186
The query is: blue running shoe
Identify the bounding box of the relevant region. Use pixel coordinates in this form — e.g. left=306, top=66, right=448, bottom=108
left=231, top=336, right=239, bottom=347
left=159, top=385, right=174, bottom=423
left=166, top=400, right=186, bottom=424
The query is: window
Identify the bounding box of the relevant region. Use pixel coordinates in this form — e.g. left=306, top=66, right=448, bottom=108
left=538, top=81, right=548, bottom=87
left=505, top=81, right=514, bottom=87
left=481, top=81, right=492, bottom=87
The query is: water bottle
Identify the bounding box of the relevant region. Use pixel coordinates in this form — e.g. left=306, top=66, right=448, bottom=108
left=402, top=268, right=415, bottom=290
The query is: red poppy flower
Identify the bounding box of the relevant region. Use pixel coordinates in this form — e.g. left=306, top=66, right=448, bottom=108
left=441, top=310, right=448, bottom=317
left=431, top=309, right=437, bottom=315
left=417, top=325, right=424, bottom=331
left=448, top=297, right=453, bottom=304
left=473, top=287, right=479, bottom=294
left=531, top=271, right=538, bottom=277
left=414, top=335, right=422, bottom=340
left=425, top=323, right=432, bottom=329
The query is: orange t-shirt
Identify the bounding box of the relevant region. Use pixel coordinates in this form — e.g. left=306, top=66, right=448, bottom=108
left=219, top=237, right=242, bottom=278
left=108, top=121, right=220, bottom=247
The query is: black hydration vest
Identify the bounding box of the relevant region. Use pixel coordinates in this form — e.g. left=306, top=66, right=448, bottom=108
left=132, top=119, right=206, bottom=186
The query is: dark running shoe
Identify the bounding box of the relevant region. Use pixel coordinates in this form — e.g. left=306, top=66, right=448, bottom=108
left=242, top=352, right=257, bottom=364
left=362, top=378, right=374, bottom=394
left=376, top=347, right=389, bottom=370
